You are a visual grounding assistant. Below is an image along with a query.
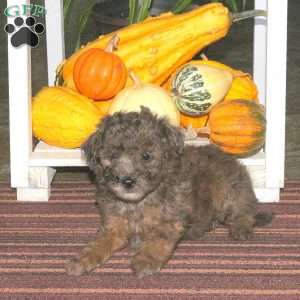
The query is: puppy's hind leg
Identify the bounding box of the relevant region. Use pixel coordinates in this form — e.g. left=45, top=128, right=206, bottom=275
left=230, top=210, right=274, bottom=240
left=229, top=213, right=256, bottom=241
left=184, top=205, right=216, bottom=240
left=66, top=216, right=129, bottom=275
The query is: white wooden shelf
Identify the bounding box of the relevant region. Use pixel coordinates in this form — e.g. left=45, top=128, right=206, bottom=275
left=30, top=142, right=86, bottom=167
left=30, top=141, right=274, bottom=201
left=30, top=141, right=266, bottom=168
left=8, top=0, right=288, bottom=202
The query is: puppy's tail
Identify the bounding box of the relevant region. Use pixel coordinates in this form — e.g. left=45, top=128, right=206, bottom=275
left=254, top=212, right=274, bottom=227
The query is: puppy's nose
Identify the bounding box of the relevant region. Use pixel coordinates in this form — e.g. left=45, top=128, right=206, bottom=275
left=120, top=176, right=136, bottom=189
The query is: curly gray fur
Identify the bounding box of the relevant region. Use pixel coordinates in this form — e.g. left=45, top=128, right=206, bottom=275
left=66, top=107, right=273, bottom=277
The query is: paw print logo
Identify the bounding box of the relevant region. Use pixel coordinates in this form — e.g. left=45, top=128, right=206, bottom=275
left=4, top=16, right=45, bottom=48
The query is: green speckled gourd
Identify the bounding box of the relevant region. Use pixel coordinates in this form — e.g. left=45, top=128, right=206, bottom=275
left=171, top=64, right=233, bottom=116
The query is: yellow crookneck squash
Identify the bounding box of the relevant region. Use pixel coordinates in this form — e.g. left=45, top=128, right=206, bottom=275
left=58, top=3, right=242, bottom=90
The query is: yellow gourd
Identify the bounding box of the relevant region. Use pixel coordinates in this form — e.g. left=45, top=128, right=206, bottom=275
left=190, top=58, right=259, bottom=102
left=57, top=3, right=233, bottom=90
left=109, top=73, right=180, bottom=126
left=32, top=87, right=101, bottom=148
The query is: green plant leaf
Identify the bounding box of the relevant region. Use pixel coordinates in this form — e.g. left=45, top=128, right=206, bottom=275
left=129, top=0, right=153, bottom=24
left=172, top=0, right=194, bottom=14
left=128, top=0, right=137, bottom=24
left=137, top=0, right=152, bottom=22
left=75, top=0, right=97, bottom=50
left=63, top=0, right=73, bottom=19
left=225, top=0, right=238, bottom=12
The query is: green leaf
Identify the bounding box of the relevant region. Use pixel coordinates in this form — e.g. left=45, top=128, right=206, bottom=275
left=75, top=0, right=97, bottom=50
left=63, top=0, right=73, bottom=20
left=225, top=0, right=238, bottom=12
left=137, top=0, right=152, bottom=22
left=128, top=0, right=137, bottom=24
left=172, top=0, right=194, bottom=14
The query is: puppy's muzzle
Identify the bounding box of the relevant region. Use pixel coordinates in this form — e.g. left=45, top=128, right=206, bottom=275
left=104, top=167, right=136, bottom=189
left=118, top=176, right=136, bottom=189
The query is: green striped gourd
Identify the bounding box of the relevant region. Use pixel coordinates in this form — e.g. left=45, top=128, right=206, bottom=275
left=171, top=64, right=233, bottom=116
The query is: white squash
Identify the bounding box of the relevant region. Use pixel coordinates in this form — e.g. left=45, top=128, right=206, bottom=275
left=109, top=72, right=180, bottom=126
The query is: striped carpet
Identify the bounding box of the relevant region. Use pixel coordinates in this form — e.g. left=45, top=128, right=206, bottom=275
left=0, top=181, right=300, bottom=300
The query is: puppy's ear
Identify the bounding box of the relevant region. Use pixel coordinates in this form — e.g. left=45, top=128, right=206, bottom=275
left=81, top=130, right=100, bottom=171
left=160, top=120, right=184, bottom=156
left=81, top=117, right=107, bottom=171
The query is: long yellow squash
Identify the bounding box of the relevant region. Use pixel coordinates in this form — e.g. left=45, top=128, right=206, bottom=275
left=58, top=3, right=232, bottom=90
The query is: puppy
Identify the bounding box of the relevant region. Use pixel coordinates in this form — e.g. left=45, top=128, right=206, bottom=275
left=66, top=107, right=273, bottom=277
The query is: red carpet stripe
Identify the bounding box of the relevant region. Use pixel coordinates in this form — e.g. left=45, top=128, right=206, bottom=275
left=0, top=180, right=300, bottom=299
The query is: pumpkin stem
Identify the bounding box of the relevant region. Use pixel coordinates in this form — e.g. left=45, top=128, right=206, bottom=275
left=129, top=70, right=143, bottom=87
left=231, top=10, right=267, bottom=23
left=105, top=34, right=120, bottom=52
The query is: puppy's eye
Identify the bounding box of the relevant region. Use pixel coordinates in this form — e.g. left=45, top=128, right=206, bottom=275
left=142, top=152, right=151, bottom=161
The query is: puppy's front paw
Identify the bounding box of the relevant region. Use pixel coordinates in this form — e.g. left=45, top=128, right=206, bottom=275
left=130, top=253, right=162, bottom=278
left=65, top=257, right=96, bottom=276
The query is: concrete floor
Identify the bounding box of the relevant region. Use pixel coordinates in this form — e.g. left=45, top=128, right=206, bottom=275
left=0, top=1, right=300, bottom=182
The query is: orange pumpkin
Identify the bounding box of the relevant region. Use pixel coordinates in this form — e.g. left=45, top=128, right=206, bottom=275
left=73, top=35, right=127, bottom=100
left=202, top=99, right=266, bottom=157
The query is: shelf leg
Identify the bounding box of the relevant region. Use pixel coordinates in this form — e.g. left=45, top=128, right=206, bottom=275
left=16, top=167, right=56, bottom=201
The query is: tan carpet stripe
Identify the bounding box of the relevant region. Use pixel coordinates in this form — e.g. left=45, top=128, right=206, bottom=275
left=1, top=268, right=300, bottom=275
left=1, top=229, right=300, bottom=237
left=1, top=242, right=300, bottom=248
left=1, top=288, right=300, bottom=296
left=1, top=251, right=300, bottom=258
